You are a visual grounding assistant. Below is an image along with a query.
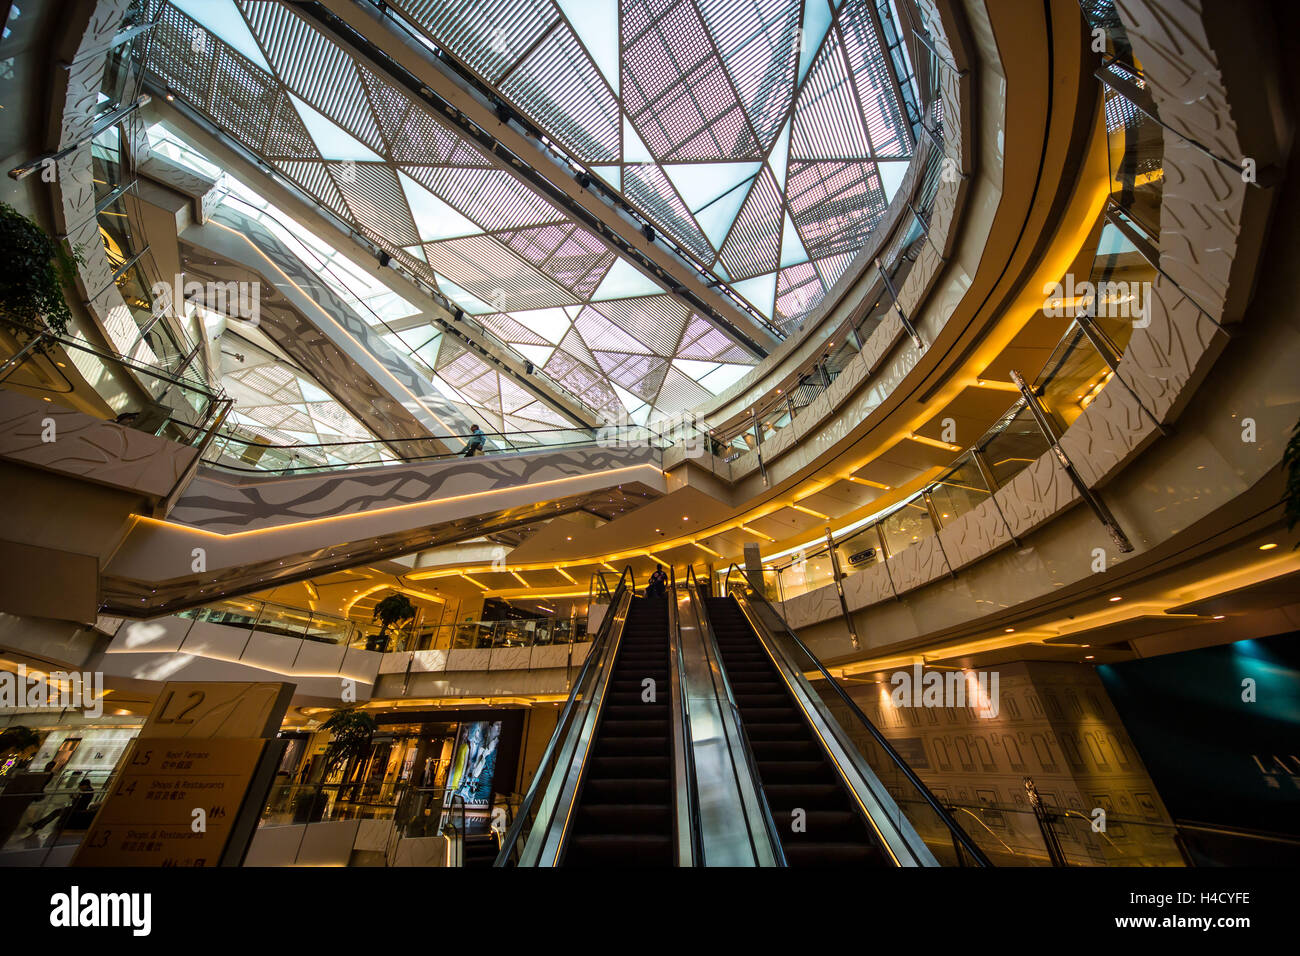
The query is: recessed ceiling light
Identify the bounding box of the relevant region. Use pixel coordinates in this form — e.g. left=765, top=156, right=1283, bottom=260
left=1259, top=543, right=1278, bottom=550
left=1109, top=596, right=1122, bottom=602
left=1084, top=654, right=1094, bottom=660
left=1213, top=614, right=1225, bottom=620
left=1004, top=627, right=1014, bottom=633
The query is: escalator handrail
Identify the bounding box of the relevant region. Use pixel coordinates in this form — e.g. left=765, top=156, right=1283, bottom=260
left=494, top=565, right=635, bottom=865
left=685, top=565, right=788, bottom=867
left=667, top=565, right=702, bottom=866
left=722, top=563, right=991, bottom=867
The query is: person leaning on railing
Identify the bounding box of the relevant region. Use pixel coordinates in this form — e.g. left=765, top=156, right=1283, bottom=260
left=463, top=425, right=487, bottom=458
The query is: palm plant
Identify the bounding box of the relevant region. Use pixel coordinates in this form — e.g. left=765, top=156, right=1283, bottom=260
left=370, top=593, right=416, bottom=652
left=321, top=709, right=378, bottom=801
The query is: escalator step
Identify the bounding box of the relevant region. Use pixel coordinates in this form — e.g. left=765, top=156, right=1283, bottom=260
left=781, top=843, right=886, bottom=866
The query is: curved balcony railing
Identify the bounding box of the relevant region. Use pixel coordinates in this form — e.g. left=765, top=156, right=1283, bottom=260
left=174, top=597, right=586, bottom=656
left=742, top=201, right=1158, bottom=603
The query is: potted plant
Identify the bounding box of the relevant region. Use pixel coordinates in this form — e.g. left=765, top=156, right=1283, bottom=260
left=0, top=202, right=83, bottom=354
left=369, top=593, right=416, bottom=653
left=311, top=709, right=378, bottom=815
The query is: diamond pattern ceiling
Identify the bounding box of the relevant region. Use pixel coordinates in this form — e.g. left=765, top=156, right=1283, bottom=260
left=382, top=0, right=918, bottom=329
left=140, top=0, right=915, bottom=426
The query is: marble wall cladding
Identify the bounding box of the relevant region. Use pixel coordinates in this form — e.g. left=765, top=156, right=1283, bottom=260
left=378, top=642, right=589, bottom=679
left=0, top=388, right=196, bottom=498
left=1121, top=275, right=1225, bottom=425
left=171, top=444, right=662, bottom=533
left=995, top=454, right=1079, bottom=541
left=1056, top=373, right=1155, bottom=489
left=886, top=533, right=952, bottom=596
left=935, top=495, right=1015, bottom=572
left=844, top=560, right=899, bottom=611
left=55, top=1, right=144, bottom=360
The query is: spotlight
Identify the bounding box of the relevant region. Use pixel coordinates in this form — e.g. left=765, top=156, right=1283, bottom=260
left=524, top=361, right=534, bottom=374
left=377, top=251, right=391, bottom=268
left=642, top=223, right=655, bottom=243
left=164, top=88, right=175, bottom=102
left=453, top=308, right=464, bottom=322
left=576, top=171, right=592, bottom=189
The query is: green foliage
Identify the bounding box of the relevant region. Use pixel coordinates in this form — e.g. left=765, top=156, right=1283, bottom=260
left=0, top=202, right=82, bottom=343
left=1285, top=414, right=1300, bottom=546
left=372, top=593, right=416, bottom=635
left=321, top=709, right=377, bottom=775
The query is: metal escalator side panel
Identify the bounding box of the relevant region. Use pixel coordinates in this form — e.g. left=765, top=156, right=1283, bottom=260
left=729, top=592, right=939, bottom=867
left=679, top=582, right=784, bottom=866
left=517, top=588, right=633, bottom=866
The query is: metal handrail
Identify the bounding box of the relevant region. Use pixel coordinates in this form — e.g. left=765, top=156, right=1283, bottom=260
left=667, top=564, right=701, bottom=866
left=722, top=563, right=991, bottom=866
left=685, top=563, right=787, bottom=866
left=494, top=565, right=635, bottom=865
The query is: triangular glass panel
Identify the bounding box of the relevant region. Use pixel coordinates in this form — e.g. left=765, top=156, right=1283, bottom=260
left=878, top=160, right=907, bottom=203
left=593, top=165, right=622, bottom=191
left=558, top=0, right=620, bottom=94
left=515, top=343, right=555, bottom=367
left=798, top=0, right=834, bottom=84
left=697, top=362, right=751, bottom=394
left=592, top=258, right=663, bottom=300
left=694, top=179, right=754, bottom=249
left=769, top=118, right=792, bottom=185
left=663, top=163, right=761, bottom=212
left=437, top=277, right=494, bottom=315
left=673, top=358, right=720, bottom=381
left=173, top=0, right=272, bottom=72
left=288, top=93, right=382, bottom=163
left=780, top=213, right=809, bottom=267
left=611, top=381, right=646, bottom=414
left=402, top=244, right=427, bottom=263
left=732, top=271, right=777, bottom=318
left=398, top=170, right=482, bottom=241
left=509, top=307, right=572, bottom=344
left=622, top=116, right=654, bottom=163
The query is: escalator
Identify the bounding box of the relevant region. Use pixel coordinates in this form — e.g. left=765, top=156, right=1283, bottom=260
left=497, top=567, right=988, bottom=867
left=705, top=595, right=889, bottom=867
left=563, top=596, right=674, bottom=866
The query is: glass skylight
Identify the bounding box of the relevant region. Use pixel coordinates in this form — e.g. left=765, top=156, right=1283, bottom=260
left=138, top=0, right=914, bottom=426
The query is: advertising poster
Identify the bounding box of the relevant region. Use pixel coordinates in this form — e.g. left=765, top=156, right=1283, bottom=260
left=444, top=720, right=501, bottom=810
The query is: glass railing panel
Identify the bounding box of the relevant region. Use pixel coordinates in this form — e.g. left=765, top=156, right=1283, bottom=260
left=1086, top=219, right=1156, bottom=356
left=877, top=495, right=934, bottom=557
left=927, top=453, right=990, bottom=525
left=1035, top=323, right=1110, bottom=430
left=1102, top=62, right=1163, bottom=241
left=835, top=525, right=884, bottom=573
left=246, top=603, right=313, bottom=641
left=979, top=403, right=1049, bottom=487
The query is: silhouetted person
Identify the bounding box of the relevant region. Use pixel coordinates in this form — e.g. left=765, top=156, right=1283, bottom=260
left=646, top=567, right=668, bottom=599
left=463, top=425, right=486, bottom=457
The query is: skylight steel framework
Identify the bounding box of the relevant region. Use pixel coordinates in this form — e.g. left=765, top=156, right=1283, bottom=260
left=369, top=0, right=918, bottom=332
left=134, top=0, right=916, bottom=426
